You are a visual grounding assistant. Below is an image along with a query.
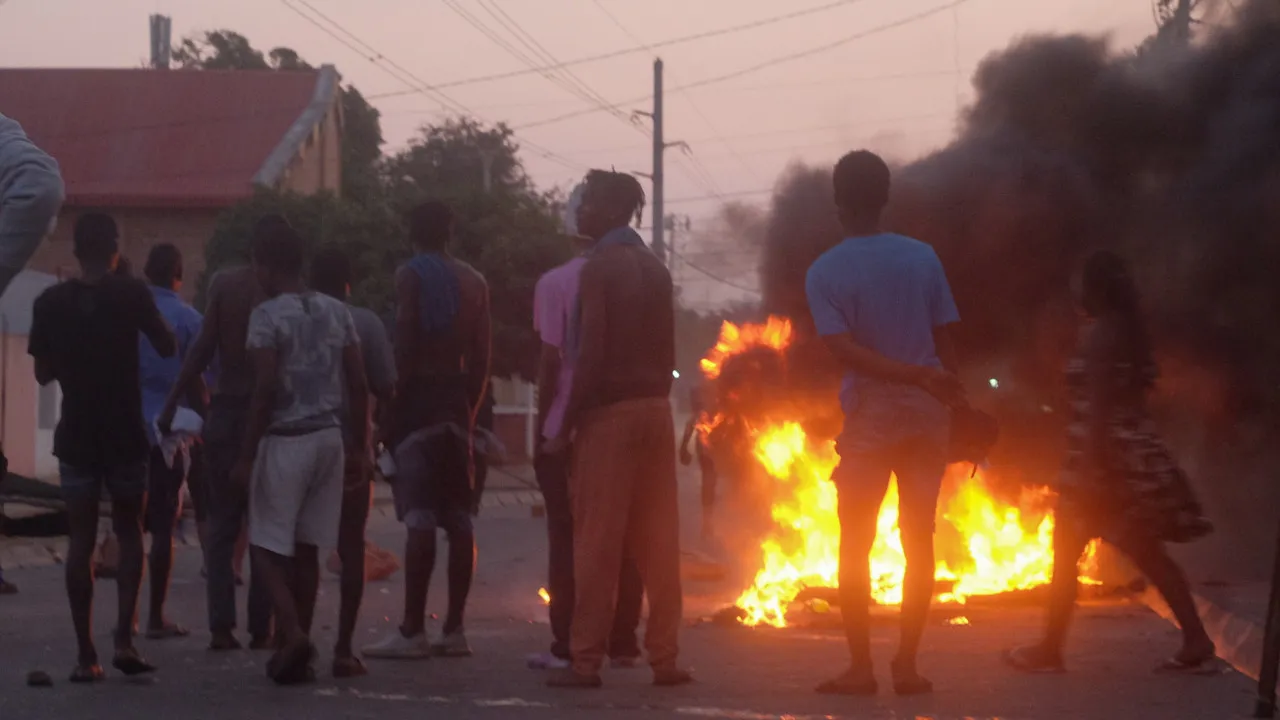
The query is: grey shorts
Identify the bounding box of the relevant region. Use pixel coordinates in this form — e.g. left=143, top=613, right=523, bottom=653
left=248, top=428, right=344, bottom=557
left=391, top=425, right=473, bottom=535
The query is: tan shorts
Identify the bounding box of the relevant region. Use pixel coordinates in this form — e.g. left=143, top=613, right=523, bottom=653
left=248, top=427, right=344, bottom=557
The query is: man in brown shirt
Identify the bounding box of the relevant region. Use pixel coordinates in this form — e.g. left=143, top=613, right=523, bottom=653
left=158, top=215, right=283, bottom=651
left=363, top=201, right=491, bottom=661
left=545, top=170, right=690, bottom=689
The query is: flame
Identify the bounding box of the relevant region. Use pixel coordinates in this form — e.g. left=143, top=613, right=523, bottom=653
left=703, top=319, right=1101, bottom=628
left=538, top=587, right=551, bottom=605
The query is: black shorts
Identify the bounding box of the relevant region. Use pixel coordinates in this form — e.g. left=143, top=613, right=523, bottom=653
left=145, top=446, right=186, bottom=535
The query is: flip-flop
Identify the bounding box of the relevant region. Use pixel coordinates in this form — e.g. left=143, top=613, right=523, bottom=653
left=68, top=665, right=105, bottom=684
left=145, top=623, right=190, bottom=640
left=1155, top=656, right=1221, bottom=676
left=111, top=648, right=157, bottom=677
left=815, top=672, right=878, bottom=696
left=1003, top=646, right=1065, bottom=674
left=332, top=656, right=369, bottom=679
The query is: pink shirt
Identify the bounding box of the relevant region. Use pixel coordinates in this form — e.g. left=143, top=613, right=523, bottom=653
left=533, top=256, right=586, bottom=439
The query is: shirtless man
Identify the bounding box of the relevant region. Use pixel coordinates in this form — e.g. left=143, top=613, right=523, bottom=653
left=158, top=216, right=285, bottom=650
left=364, top=201, right=490, bottom=660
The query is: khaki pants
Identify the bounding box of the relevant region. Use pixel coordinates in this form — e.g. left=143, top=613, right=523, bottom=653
left=570, top=398, right=682, bottom=674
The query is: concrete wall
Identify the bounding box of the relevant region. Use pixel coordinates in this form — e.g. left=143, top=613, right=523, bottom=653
left=0, top=337, right=50, bottom=479
left=31, top=207, right=222, bottom=303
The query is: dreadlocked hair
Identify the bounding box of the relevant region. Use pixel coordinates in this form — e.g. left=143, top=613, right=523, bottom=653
left=584, top=169, right=646, bottom=226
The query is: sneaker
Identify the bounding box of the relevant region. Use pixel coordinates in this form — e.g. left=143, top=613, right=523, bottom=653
left=609, top=655, right=642, bottom=669
left=432, top=629, right=473, bottom=658
left=527, top=652, right=571, bottom=670
left=362, top=630, right=431, bottom=660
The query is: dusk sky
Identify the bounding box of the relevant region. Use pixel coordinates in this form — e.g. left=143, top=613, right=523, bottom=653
left=0, top=0, right=1158, bottom=305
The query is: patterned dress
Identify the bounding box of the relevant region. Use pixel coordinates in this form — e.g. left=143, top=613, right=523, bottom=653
left=1058, top=322, right=1212, bottom=544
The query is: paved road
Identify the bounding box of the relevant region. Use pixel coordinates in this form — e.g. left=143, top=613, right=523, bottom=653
left=0, top=486, right=1258, bottom=719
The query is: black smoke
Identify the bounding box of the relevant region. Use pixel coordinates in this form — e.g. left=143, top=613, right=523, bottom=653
left=752, top=1, right=1280, bottom=577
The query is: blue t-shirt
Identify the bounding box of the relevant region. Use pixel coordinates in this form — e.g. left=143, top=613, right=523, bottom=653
left=805, top=233, right=960, bottom=451
left=138, top=286, right=203, bottom=446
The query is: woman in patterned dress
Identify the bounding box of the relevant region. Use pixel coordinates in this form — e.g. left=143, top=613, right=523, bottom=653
left=1006, top=250, right=1214, bottom=673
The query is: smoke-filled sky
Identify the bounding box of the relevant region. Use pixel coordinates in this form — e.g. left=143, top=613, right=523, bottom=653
left=0, top=0, right=1158, bottom=306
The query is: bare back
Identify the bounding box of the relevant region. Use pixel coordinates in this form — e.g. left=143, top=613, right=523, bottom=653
left=394, top=255, right=491, bottom=409
left=207, top=266, right=267, bottom=397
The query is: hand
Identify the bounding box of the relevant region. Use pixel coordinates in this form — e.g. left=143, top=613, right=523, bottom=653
left=540, top=435, right=569, bottom=458
left=230, top=457, right=254, bottom=492
left=156, top=401, right=177, bottom=437
left=914, top=367, right=965, bottom=407
left=679, top=447, right=694, bottom=466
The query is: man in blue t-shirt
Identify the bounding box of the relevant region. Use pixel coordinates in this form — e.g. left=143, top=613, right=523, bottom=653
left=805, top=150, right=964, bottom=698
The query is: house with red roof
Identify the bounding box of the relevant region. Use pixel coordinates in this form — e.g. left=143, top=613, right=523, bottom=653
left=0, top=65, right=344, bottom=299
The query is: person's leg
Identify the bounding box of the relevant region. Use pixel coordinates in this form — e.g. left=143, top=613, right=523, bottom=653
left=698, top=445, right=717, bottom=542
left=891, top=439, right=947, bottom=693
left=145, top=447, right=187, bottom=635
left=1112, top=531, right=1215, bottom=663
left=398, top=434, right=438, bottom=639
left=204, top=423, right=243, bottom=648
left=107, top=461, right=155, bottom=674
left=607, top=557, right=644, bottom=663
left=335, top=460, right=372, bottom=665
left=292, top=429, right=344, bottom=643
left=294, top=543, right=320, bottom=635
left=60, top=465, right=103, bottom=675
left=625, top=402, right=688, bottom=684
left=439, top=435, right=476, bottom=643
left=552, top=405, right=634, bottom=684
left=818, top=453, right=892, bottom=694
left=1005, top=509, right=1091, bottom=672
left=534, top=450, right=575, bottom=662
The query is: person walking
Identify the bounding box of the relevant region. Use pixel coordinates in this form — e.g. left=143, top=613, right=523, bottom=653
left=29, top=212, right=175, bottom=682
left=1005, top=250, right=1215, bottom=674
left=543, top=169, right=689, bottom=689
left=805, top=150, right=964, bottom=696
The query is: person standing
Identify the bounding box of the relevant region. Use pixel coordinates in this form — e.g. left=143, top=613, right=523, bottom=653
left=138, top=243, right=205, bottom=640
left=528, top=201, right=644, bottom=672
left=158, top=217, right=284, bottom=651
left=234, top=224, right=369, bottom=684
left=806, top=150, right=964, bottom=696
left=364, top=201, right=490, bottom=661
left=1005, top=251, right=1214, bottom=673
left=310, top=246, right=395, bottom=678
left=544, top=169, right=689, bottom=689
left=0, top=111, right=65, bottom=598
left=679, top=384, right=720, bottom=543
left=29, top=212, right=175, bottom=682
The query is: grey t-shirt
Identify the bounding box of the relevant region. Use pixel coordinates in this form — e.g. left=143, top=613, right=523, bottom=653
left=246, top=291, right=357, bottom=434
left=344, top=304, right=396, bottom=441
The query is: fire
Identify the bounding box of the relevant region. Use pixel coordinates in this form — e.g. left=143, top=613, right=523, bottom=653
left=538, top=587, right=551, bottom=605
left=703, top=319, right=1101, bottom=628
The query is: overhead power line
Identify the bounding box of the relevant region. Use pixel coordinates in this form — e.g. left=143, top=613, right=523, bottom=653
left=278, top=0, right=588, bottom=173
left=515, top=0, right=971, bottom=132
left=365, top=0, right=869, bottom=100
left=670, top=248, right=762, bottom=295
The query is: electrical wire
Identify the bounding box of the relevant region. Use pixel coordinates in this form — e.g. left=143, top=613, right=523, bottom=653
left=669, top=248, right=761, bottom=294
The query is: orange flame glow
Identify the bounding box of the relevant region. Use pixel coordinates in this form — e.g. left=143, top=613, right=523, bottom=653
left=702, top=319, right=1100, bottom=628
left=538, top=587, right=551, bottom=605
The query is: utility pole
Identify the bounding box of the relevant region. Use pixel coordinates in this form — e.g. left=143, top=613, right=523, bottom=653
left=652, top=58, right=666, bottom=266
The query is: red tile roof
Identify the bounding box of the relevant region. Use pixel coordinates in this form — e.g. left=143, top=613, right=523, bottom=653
left=0, top=68, right=324, bottom=208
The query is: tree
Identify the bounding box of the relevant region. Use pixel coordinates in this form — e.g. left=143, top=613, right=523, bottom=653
left=171, top=30, right=384, bottom=202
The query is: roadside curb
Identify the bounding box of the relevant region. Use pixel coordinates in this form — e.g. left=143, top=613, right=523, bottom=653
left=1142, top=586, right=1265, bottom=681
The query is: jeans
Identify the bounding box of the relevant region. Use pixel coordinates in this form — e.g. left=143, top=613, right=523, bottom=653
left=204, top=394, right=271, bottom=638
left=535, top=449, right=643, bottom=661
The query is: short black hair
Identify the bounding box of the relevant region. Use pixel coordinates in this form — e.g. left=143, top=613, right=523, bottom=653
left=252, top=222, right=305, bottom=278
left=408, top=201, right=454, bottom=250
left=144, top=243, right=183, bottom=288
left=73, top=212, right=119, bottom=265
left=310, top=245, right=351, bottom=300
left=832, top=150, right=891, bottom=215
left=584, top=169, right=646, bottom=225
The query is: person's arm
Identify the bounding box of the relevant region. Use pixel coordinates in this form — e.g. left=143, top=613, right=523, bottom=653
left=160, top=277, right=222, bottom=430
left=340, top=308, right=371, bottom=460
left=535, top=343, right=560, bottom=440
left=234, top=308, right=277, bottom=483
left=1083, top=321, right=1117, bottom=477
left=392, top=266, right=418, bottom=402
left=467, top=278, right=492, bottom=424
left=557, top=258, right=608, bottom=441
left=0, top=115, right=64, bottom=298
left=28, top=294, right=54, bottom=386
left=929, top=251, right=962, bottom=375
left=181, top=311, right=209, bottom=415
left=531, top=273, right=562, bottom=442
left=360, top=312, right=396, bottom=424
left=134, top=281, right=176, bottom=358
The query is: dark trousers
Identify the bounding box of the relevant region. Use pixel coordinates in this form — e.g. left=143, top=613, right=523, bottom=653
left=204, top=395, right=271, bottom=638
left=535, top=449, right=642, bottom=661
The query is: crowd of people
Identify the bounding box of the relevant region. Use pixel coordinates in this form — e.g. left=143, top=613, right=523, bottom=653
left=1, top=107, right=1218, bottom=696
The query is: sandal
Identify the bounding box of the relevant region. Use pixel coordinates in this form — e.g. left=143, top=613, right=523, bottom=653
left=69, top=664, right=105, bottom=684
left=267, top=638, right=317, bottom=686
left=890, top=660, right=933, bottom=696
left=1155, top=655, right=1220, bottom=675
left=145, top=623, right=190, bottom=640
left=112, top=647, right=157, bottom=677
left=332, top=656, right=369, bottom=679
left=815, top=669, right=878, bottom=696
left=1003, top=645, right=1065, bottom=674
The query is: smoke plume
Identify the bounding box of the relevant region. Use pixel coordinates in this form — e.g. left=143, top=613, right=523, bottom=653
left=752, top=0, right=1280, bottom=577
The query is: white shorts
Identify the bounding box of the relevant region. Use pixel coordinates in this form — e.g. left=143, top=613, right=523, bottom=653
left=248, top=427, right=344, bottom=557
